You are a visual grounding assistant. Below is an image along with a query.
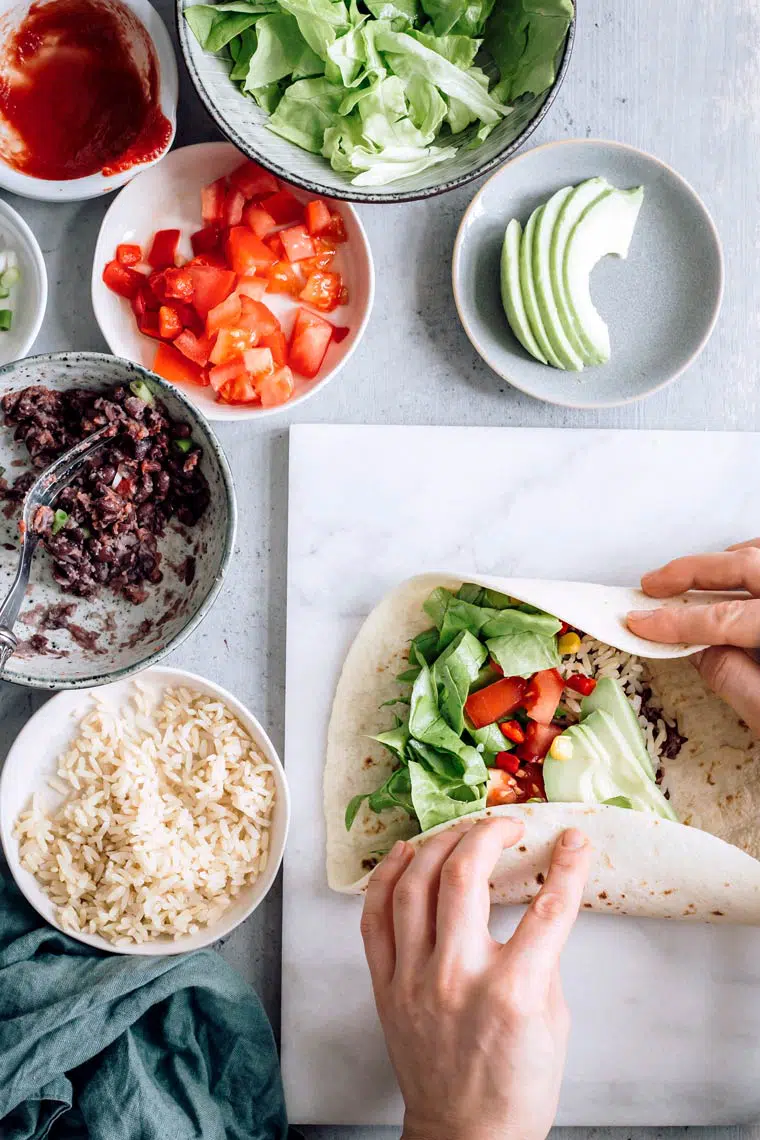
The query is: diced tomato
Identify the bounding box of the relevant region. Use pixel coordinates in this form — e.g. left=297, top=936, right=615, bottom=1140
left=201, top=177, right=226, bottom=224
left=322, top=212, right=348, bottom=243
left=218, top=375, right=260, bottom=405
left=301, top=239, right=337, bottom=275
left=516, top=722, right=564, bottom=764
left=266, top=233, right=285, bottom=259
left=116, top=243, right=141, bottom=266
left=209, top=358, right=247, bottom=392
left=237, top=296, right=280, bottom=336
left=206, top=292, right=242, bottom=336
left=288, top=307, right=333, bottom=379
left=489, top=656, right=504, bottom=677
left=190, top=225, right=222, bottom=256
left=305, top=198, right=332, bottom=236
left=102, top=259, right=143, bottom=300
left=243, top=203, right=277, bottom=238
left=228, top=160, right=278, bottom=199
left=190, top=251, right=229, bottom=269
left=280, top=224, right=315, bottom=262
left=147, top=229, right=180, bottom=270
left=209, top=326, right=258, bottom=365
left=523, top=669, right=565, bottom=725
left=261, top=189, right=304, bottom=225
left=227, top=226, right=277, bottom=275
left=188, top=266, right=236, bottom=318
left=495, top=750, right=520, bottom=775
left=266, top=260, right=305, bottom=297
left=464, top=677, right=527, bottom=729
left=260, top=329, right=288, bottom=368
left=241, top=346, right=274, bottom=376
left=331, top=325, right=350, bottom=343
left=223, top=188, right=246, bottom=227
left=159, top=267, right=194, bottom=302
left=235, top=276, right=267, bottom=301
left=174, top=329, right=214, bottom=367
left=173, top=302, right=204, bottom=336
left=153, top=342, right=206, bottom=387
left=137, top=309, right=162, bottom=339
left=257, top=365, right=295, bottom=408
left=158, top=305, right=183, bottom=339
left=486, top=768, right=517, bottom=807
left=299, top=270, right=344, bottom=312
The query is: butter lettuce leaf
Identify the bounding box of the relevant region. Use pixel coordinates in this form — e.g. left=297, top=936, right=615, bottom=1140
left=245, top=12, right=323, bottom=86
left=484, top=0, right=573, bottom=102
left=268, top=76, right=345, bottom=150
left=409, top=761, right=486, bottom=831
left=486, top=630, right=561, bottom=677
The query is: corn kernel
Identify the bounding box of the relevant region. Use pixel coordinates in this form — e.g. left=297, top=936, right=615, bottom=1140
left=549, top=735, right=574, bottom=762
left=558, top=632, right=581, bottom=655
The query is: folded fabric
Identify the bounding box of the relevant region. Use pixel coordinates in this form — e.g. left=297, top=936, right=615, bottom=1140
left=0, top=868, right=291, bottom=1140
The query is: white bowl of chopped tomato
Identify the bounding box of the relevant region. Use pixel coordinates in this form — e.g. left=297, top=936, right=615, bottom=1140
left=92, top=142, right=374, bottom=419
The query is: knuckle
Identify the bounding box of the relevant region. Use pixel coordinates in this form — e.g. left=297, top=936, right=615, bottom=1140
left=359, top=908, right=384, bottom=943
left=531, top=889, right=567, bottom=922
left=698, top=646, right=738, bottom=695
left=440, top=855, right=476, bottom=892
left=392, top=877, right=420, bottom=911
left=738, top=546, right=760, bottom=575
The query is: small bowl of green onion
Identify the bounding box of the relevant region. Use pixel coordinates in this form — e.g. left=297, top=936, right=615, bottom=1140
left=0, top=198, right=47, bottom=365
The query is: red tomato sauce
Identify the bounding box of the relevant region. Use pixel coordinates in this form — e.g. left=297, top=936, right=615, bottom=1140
left=0, top=0, right=171, bottom=181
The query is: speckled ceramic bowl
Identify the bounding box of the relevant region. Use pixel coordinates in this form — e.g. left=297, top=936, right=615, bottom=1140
left=0, top=353, right=236, bottom=689
left=175, top=0, right=575, bottom=204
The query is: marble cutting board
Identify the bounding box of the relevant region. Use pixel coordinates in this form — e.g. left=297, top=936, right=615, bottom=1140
left=282, top=423, right=760, bottom=1127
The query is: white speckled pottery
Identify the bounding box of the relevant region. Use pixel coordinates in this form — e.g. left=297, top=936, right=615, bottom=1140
left=175, top=0, right=575, bottom=203
left=0, top=352, right=236, bottom=689
left=452, top=138, right=724, bottom=407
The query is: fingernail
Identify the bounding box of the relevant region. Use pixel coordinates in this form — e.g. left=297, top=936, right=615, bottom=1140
left=562, top=828, right=586, bottom=849
left=628, top=609, right=657, bottom=622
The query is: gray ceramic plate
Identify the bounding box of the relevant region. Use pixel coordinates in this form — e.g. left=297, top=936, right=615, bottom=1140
left=0, top=353, right=237, bottom=689
left=452, top=139, right=724, bottom=407
left=175, top=0, right=575, bottom=204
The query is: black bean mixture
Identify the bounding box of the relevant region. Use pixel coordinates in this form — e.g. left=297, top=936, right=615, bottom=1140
left=1, top=384, right=210, bottom=603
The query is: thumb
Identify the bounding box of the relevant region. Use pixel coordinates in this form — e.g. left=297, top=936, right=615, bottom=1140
left=693, top=647, right=760, bottom=737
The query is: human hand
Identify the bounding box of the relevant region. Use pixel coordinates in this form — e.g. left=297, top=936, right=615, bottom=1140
left=627, top=540, right=760, bottom=736
left=361, top=818, right=592, bottom=1140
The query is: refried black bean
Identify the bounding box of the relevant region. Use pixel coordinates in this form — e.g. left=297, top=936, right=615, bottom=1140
left=1, top=384, right=210, bottom=603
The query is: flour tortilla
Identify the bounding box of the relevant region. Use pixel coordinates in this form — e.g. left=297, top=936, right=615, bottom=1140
left=324, top=574, right=760, bottom=923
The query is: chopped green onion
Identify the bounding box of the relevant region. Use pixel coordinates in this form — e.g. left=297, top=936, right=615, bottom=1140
left=51, top=509, right=69, bottom=535
left=1, top=266, right=20, bottom=290
left=0, top=310, right=12, bottom=331
left=174, top=438, right=192, bottom=454
left=129, top=379, right=154, bottom=404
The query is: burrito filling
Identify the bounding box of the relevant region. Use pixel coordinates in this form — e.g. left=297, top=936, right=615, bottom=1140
left=346, top=582, right=686, bottom=836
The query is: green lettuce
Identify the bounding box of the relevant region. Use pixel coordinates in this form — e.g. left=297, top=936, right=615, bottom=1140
left=486, top=630, right=561, bottom=677
left=409, top=761, right=487, bottom=831
left=484, top=0, right=573, bottom=102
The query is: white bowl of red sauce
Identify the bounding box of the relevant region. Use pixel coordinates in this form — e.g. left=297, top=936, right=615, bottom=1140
left=0, top=0, right=178, bottom=201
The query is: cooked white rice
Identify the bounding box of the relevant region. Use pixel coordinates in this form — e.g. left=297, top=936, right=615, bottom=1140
left=559, top=636, right=674, bottom=770
left=14, top=685, right=276, bottom=945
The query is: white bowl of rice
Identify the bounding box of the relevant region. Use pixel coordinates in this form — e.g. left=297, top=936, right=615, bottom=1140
left=0, top=667, right=289, bottom=955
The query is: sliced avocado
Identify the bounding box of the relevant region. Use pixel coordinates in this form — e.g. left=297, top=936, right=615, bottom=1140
left=519, top=207, right=565, bottom=370
left=544, top=710, right=678, bottom=822
left=550, top=177, right=611, bottom=363
left=501, top=219, right=548, bottom=365
left=563, top=185, right=645, bottom=364
left=581, top=677, right=656, bottom=781
left=532, top=186, right=585, bottom=371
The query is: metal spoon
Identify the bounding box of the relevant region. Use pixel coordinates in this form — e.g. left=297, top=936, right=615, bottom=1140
left=0, top=424, right=114, bottom=672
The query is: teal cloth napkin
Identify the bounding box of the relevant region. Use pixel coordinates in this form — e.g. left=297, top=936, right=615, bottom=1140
left=0, top=869, right=291, bottom=1140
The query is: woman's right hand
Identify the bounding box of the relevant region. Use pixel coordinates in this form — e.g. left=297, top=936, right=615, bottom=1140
left=626, top=540, right=760, bottom=736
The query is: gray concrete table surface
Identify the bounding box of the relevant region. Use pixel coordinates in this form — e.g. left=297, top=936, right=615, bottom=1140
left=0, top=0, right=757, bottom=1137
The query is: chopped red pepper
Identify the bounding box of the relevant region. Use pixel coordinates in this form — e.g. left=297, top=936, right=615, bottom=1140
left=102, top=260, right=143, bottom=300
left=116, top=243, right=141, bottom=266
left=158, top=304, right=183, bottom=339
left=499, top=720, right=525, bottom=744
left=566, top=674, right=597, bottom=696
left=495, top=751, right=521, bottom=775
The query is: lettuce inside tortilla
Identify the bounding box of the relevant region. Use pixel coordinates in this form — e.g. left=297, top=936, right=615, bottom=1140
left=185, top=0, right=573, bottom=186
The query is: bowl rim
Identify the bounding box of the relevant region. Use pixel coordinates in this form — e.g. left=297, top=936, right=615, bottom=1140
left=174, top=0, right=576, bottom=204
left=90, top=140, right=376, bottom=422
left=0, top=0, right=179, bottom=203
left=0, top=350, right=238, bottom=688
left=0, top=664, right=291, bottom=955
left=0, top=196, right=48, bottom=360
left=451, top=135, right=726, bottom=409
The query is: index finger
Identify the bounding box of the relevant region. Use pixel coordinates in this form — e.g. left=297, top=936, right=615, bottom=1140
left=627, top=597, right=760, bottom=648
left=502, top=828, right=592, bottom=984
left=640, top=549, right=760, bottom=598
